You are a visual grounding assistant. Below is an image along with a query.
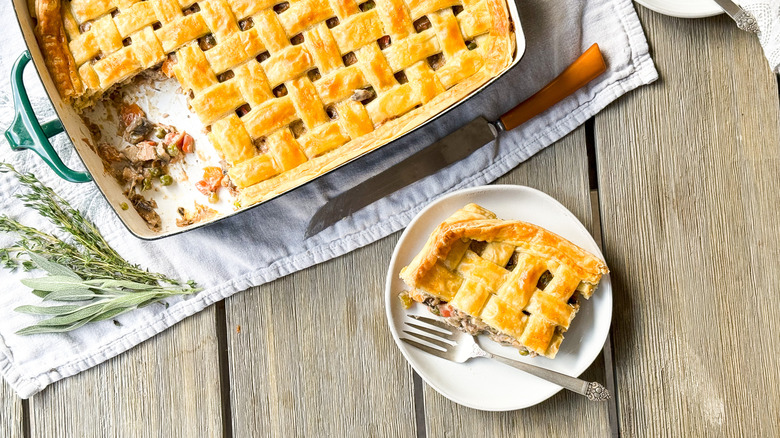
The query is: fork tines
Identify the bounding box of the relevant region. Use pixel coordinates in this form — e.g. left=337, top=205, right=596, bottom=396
left=401, top=315, right=458, bottom=357
left=409, top=315, right=453, bottom=331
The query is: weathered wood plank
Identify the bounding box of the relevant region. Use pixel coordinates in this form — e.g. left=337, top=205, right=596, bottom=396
left=225, top=236, right=418, bottom=436
left=1, top=382, right=23, bottom=438
left=423, top=127, right=611, bottom=436
left=28, top=309, right=224, bottom=437
left=596, top=8, right=780, bottom=437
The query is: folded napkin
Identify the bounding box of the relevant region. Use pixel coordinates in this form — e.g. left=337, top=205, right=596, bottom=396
left=0, top=0, right=657, bottom=398
left=738, top=0, right=780, bottom=72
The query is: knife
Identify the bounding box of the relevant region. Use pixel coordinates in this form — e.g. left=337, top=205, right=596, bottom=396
left=304, top=43, right=607, bottom=239
left=711, top=0, right=759, bottom=33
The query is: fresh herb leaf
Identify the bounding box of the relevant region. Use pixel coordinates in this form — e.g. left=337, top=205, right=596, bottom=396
left=83, top=279, right=159, bottom=290
left=31, top=289, right=52, bottom=299
left=14, top=304, right=82, bottom=316
left=41, top=289, right=105, bottom=302
left=20, top=275, right=90, bottom=292
left=15, top=318, right=95, bottom=335
left=27, top=252, right=81, bottom=280
left=32, top=305, right=107, bottom=327
left=94, top=308, right=129, bottom=322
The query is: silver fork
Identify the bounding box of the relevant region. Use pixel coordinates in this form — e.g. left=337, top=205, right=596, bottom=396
left=402, top=315, right=611, bottom=402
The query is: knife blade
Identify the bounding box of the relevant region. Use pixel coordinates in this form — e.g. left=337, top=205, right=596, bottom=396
left=711, top=0, right=759, bottom=33
left=305, top=44, right=607, bottom=239
left=305, top=117, right=498, bottom=238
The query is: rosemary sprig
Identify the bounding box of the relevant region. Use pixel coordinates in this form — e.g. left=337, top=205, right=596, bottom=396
left=0, top=162, right=200, bottom=334
left=0, top=163, right=189, bottom=285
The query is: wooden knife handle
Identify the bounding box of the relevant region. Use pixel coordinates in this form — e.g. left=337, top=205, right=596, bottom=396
left=499, top=43, right=607, bottom=131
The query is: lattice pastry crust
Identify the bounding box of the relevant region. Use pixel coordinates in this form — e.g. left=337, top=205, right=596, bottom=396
left=400, top=203, right=608, bottom=358
left=32, top=0, right=514, bottom=207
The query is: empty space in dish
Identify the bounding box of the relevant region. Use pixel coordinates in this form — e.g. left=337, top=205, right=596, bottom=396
left=81, top=75, right=235, bottom=234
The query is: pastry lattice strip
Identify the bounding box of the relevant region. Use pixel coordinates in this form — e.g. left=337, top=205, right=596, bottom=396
left=400, top=204, right=608, bottom=358
left=49, top=0, right=496, bottom=198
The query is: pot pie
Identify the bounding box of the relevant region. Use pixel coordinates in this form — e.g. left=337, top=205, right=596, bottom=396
left=399, top=204, right=608, bottom=359
left=31, top=0, right=515, bottom=214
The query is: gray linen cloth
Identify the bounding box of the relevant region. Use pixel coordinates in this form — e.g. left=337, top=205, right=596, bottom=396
left=0, top=0, right=657, bottom=397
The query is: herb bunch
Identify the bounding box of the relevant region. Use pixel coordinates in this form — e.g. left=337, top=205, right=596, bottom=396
left=0, top=163, right=199, bottom=335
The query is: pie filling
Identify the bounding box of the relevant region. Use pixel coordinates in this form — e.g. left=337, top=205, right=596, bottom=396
left=31, top=0, right=515, bottom=230
left=88, top=89, right=223, bottom=230
left=400, top=261, right=582, bottom=358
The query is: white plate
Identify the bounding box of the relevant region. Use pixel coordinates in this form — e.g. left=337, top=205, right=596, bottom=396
left=384, top=185, right=612, bottom=411
left=634, top=0, right=723, bottom=18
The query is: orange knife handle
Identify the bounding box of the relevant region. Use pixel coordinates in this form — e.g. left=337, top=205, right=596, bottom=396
left=499, top=43, right=607, bottom=132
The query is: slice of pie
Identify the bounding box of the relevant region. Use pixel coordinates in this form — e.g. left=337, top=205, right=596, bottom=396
left=399, top=203, right=608, bottom=359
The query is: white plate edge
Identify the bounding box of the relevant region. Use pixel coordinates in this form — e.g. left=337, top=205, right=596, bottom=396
left=634, top=0, right=723, bottom=18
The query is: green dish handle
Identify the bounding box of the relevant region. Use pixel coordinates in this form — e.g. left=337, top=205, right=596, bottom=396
left=3, top=51, right=91, bottom=183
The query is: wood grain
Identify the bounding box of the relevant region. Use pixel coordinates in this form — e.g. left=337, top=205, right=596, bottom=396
left=422, top=126, right=611, bottom=437
left=1, top=382, right=23, bottom=438
left=27, top=309, right=224, bottom=437
left=595, top=8, right=780, bottom=437
left=225, top=236, right=418, bottom=436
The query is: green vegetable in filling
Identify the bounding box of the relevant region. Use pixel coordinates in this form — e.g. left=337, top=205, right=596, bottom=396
left=399, top=292, right=413, bottom=309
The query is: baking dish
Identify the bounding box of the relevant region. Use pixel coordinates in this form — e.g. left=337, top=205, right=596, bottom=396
left=5, top=0, right=526, bottom=239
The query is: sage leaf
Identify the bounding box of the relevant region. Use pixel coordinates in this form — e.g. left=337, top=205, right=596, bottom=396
left=15, top=317, right=94, bottom=335
left=21, top=276, right=89, bottom=292
left=99, top=292, right=160, bottom=312
left=42, top=289, right=102, bottom=302
left=91, top=307, right=128, bottom=322
left=84, top=279, right=158, bottom=290
left=27, top=253, right=81, bottom=280
left=137, top=298, right=161, bottom=308
left=14, top=304, right=82, bottom=316
left=33, top=304, right=106, bottom=327
left=31, top=289, right=51, bottom=299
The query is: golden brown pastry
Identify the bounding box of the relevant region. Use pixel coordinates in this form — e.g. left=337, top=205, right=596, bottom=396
left=32, top=0, right=514, bottom=208
left=400, top=203, right=609, bottom=358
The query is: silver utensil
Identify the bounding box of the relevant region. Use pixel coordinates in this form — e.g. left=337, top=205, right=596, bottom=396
left=401, top=314, right=611, bottom=402
left=304, top=44, right=607, bottom=239
left=712, top=0, right=759, bottom=33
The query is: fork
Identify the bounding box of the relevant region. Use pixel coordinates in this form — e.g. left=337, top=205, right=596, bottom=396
left=401, top=315, right=611, bottom=402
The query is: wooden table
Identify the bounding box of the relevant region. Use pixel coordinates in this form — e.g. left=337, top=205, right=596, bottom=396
left=3, top=7, right=779, bottom=437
